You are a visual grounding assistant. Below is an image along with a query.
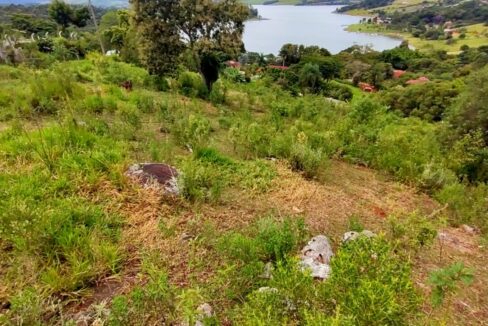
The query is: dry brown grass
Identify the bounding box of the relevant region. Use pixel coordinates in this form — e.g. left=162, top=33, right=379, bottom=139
left=74, top=160, right=487, bottom=325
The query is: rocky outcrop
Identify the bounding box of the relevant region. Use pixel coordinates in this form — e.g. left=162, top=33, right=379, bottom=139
left=126, top=163, right=180, bottom=195
left=300, top=235, right=333, bottom=279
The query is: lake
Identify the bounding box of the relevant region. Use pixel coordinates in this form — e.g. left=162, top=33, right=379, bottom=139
left=243, top=5, right=401, bottom=55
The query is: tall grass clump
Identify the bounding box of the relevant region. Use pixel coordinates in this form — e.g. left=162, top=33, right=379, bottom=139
left=179, top=148, right=275, bottom=202
left=0, top=122, right=127, bottom=314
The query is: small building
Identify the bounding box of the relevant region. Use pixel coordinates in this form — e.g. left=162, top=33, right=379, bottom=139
left=358, top=82, right=376, bottom=92
left=393, top=69, right=406, bottom=79
left=406, top=76, right=430, bottom=85
left=225, top=60, right=241, bottom=69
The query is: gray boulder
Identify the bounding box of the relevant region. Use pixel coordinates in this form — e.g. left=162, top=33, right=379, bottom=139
left=300, top=235, right=333, bottom=279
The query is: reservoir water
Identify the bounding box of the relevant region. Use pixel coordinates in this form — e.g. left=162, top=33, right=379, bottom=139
left=243, top=5, right=402, bottom=54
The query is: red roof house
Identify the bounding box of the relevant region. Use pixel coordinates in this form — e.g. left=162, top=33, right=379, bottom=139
left=358, top=82, right=376, bottom=92
left=406, top=76, right=430, bottom=85
left=225, top=60, right=241, bottom=69
left=393, top=69, right=406, bottom=79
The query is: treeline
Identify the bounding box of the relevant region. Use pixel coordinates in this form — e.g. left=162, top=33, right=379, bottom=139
left=390, top=0, right=488, bottom=31
left=0, top=3, right=110, bottom=34
left=336, top=0, right=393, bottom=13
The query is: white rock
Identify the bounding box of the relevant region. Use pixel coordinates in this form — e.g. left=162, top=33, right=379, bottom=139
left=194, top=303, right=213, bottom=326
left=342, top=230, right=376, bottom=243
left=257, top=287, right=279, bottom=294
left=300, top=235, right=333, bottom=279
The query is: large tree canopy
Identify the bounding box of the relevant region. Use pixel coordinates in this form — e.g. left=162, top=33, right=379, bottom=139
left=131, top=0, right=248, bottom=89
left=48, top=0, right=90, bottom=29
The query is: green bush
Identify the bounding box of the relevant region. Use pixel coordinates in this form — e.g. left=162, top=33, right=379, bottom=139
left=93, top=55, right=149, bottom=87
left=289, top=142, right=326, bottom=179
left=171, top=113, right=211, bottom=150
left=28, top=69, right=81, bottom=115
left=388, top=213, right=439, bottom=253
left=179, top=148, right=275, bottom=202
left=435, top=182, right=488, bottom=233
left=428, top=262, right=474, bottom=307
left=325, top=236, right=420, bottom=325
left=178, top=71, right=208, bottom=98
left=129, top=90, right=156, bottom=113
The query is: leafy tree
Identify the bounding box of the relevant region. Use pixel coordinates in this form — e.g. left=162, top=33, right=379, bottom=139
left=381, top=46, right=421, bottom=70
left=382, top=81, right=459, bottom=121
left=299, top=63, right=322, bottom=93
left=10, top=14, right=56, bottom=34
left=279, top=43, right=302, bottom=66
left=48, top=0, right=90, bottom=30
left=301, top=55, right=342, bottom=81
left=100, top=9, right=138, bottom=61
left=131, top=0, right=248, bottom=90
left=447, top=66, right=488, bottom=142
left=365, top=62, right=393, bottom=88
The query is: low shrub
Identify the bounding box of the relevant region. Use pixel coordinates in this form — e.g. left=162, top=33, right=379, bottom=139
left=325, top=236, right=420, bottom=325
left=178, top=71, right=208, bottom=98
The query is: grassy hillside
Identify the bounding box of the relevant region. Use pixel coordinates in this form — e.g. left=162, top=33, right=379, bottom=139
left=0, top=54, right=487, bottom=325
left=347, top=22, right=488, bottom=53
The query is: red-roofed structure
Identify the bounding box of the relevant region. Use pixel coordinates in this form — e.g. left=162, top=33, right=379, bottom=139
left=358, top=82, right=376, bottom=92
left=393, top=69, right=406, bottom=79
left=225, top=60, right=241, bottom=69
left=406, top=76, right=430, bottom=85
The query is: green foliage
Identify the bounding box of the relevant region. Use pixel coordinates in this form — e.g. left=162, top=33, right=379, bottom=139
left=107, top=270, right=176, bottom=324
left=435, top=182, right=488, bottom=233
left=447, top=66, right=488, bottom=142
left=179, top=148, right=275, bottom=202
left=49, top=0, right=89, bottom=29
left=0, top=123, right=126, bottom=303
left=388, top=213, right=438, bottom=253
left=178, top=71, right=208, bottom=98
left=324, top=81, right=353, bottom=101
left=171, top=112, right=211, bottom=149
left=299, top=63, right=323, bottom=93
left=223, top=67, right=247, bottom=83
left=380, top=46, right=422, bottom=70
left=428, top=262, right=474, bottom=307
left=93, top=55, right=149, bottom=87
left=132, top=0, right=248, bottom=77
left=381, top=81, right=460, bottom=121
left=27, top=68, right=80, bottom=115
left=289, top=141, right=327, bottom=179
left=326, top=236, right=420, bottom=325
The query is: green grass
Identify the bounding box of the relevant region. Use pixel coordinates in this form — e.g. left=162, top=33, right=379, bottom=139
left=346, top=23, right=488, bottom=53
left=0, top=54, right=486, bottom=324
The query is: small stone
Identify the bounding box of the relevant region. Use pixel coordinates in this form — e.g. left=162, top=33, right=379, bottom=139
left=342, top=231, right=360, bottom=243
left=461, top=224, right=478, bottom=235
left=261, top=262, right=274, bottom=279
left=180, top=233, right=193, bottom=242
left=257, top=287, right=279, bottom=294
left=342, top=230, right=376, bottom=243
left=195, top=303, right=213, bottom=326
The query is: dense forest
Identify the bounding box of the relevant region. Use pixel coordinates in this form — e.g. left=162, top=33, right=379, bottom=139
left=0, top=0, right=487, bottom=325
